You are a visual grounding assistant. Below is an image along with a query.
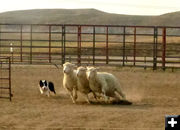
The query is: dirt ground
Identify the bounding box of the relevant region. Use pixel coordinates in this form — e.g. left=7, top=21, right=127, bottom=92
left=0, top=65, right=180, bottom=130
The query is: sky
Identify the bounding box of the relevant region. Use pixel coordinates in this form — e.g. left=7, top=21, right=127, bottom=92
left=0, top=0, right=180, bottom=15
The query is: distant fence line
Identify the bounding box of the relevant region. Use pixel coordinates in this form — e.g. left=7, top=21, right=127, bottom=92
left=0, top=24, right=180, bottom=70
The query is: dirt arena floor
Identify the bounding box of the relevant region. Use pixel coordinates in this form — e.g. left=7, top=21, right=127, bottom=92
left=0, top=65, right=180, bottom=130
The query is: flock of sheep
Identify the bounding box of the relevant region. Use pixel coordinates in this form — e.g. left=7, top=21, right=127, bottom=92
left=63, top=62, right=126, bottom=104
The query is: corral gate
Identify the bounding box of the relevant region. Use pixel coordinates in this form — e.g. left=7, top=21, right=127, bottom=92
left=0, top=57, right=12, bottom=101
left=0, top=24, right=180, bottom=70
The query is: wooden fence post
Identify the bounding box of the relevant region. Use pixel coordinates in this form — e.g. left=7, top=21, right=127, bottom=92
left=61, top=25, right=66, bottom=65
left=77, top=26, right=81, bottom=65
left=153, top=27, right=158, bottom=70
left=93, top=26, right=95, bottom=65
left=162, top=27, right=166, bottom=71
left=122, top=26, right=126, bottom=66
left=49, top=25, right=51, bottom=63
left=133, top=27, right=136, bottom=66
left=106, top=26, right=109, bottom=64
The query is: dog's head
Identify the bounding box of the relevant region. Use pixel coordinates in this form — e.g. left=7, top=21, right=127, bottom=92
left=39, top=80, right=48, bottom=90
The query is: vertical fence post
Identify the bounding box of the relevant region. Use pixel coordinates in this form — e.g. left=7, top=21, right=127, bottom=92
left=8, top=57, right=11, bottom=101
left=153, top=27, right=158, bottom=70
left=0, top=25, right=1, bottom=57
left=106, top=26, right=109, bottom=64
left=93, top=26, right=95, bottom=65
left=162, top=27, right=166, bottom=71
left=122, top=26, right=126, bottom=66
left=49, top=25, right=51, bottom=63
left=61, top=25, right=65, bottom=65
left=133, top=27, right=136, bottom=66
left=20, top=25, right=23, bottom=62
left=30, top=25, right=32, bottom=64
left=77, top=26, right=81, bottom=65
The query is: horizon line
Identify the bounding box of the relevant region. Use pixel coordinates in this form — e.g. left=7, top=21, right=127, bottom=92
left=0, top=8, right=179, bottom=16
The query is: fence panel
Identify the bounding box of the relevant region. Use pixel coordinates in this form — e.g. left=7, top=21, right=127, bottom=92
left=0, top=57, right=12, bottom=101
left=0, top=24, right=180, bottom=70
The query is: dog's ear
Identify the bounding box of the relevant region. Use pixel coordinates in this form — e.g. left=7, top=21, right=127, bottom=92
left=39, top=80, right=43, bottom=87
left=44, top=80, right=47, bottom=86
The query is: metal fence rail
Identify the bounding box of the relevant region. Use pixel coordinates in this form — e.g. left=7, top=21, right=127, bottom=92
left=0, top=24, right=180, bottom=70
left=0, top=57, right=12, bottom=101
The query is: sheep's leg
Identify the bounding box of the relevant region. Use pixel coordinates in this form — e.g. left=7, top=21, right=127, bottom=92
left=85, top=95, right=91, bottom=104
left=70, top=91, right=77, bottom=103
left=114, top=91, right=121, bottom=101
left=73, top=88, right=78, bottom=101
left=63, top=83, right=76, bottom=103
left=114, top=82, right=126, bottom=100
left=81, top=93, right=91, bottom=104
left=67, top=89, right=76, bottom=104
left=115, top=88, right=126, bottom=100
left=92, top=92, right=100, bottom=101
left=104, top=94, right=110, bottom=103
left=101, top=81, right=110, bottom=103
left=102, top=89, right=109, bottom=103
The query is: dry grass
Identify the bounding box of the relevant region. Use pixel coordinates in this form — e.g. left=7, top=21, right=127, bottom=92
left=0, top=65, right=180, bottom=130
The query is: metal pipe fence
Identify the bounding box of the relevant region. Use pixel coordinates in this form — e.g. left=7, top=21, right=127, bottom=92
left=0, top=57, right=12, bottom=101
left=0, top=24, right=180, bottom=70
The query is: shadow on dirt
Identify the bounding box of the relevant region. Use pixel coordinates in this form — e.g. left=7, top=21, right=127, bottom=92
left=75, top=100, right=153, bottom=110
left=91, top=100, right=133, bottom=105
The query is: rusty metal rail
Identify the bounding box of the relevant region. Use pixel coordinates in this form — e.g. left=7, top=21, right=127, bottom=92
left=0, top=57, right=12, bottom=101
left=0, top=24, right=180, bottom=70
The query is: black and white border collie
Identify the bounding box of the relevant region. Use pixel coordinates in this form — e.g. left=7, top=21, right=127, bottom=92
left=39, top=80, right=56, bottom=97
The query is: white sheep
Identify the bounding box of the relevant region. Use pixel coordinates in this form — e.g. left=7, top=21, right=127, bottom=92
left=86, top=67, right=126, bottom=102
left=63, top=62, right=78, bottom=103
left=76, top=66, right=99, bottom=103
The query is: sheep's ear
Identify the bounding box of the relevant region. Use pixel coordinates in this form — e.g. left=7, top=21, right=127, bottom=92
left=86, top=66, right=93, bottom=70
left=86, top=66, right=91, bottom=70
left=63, top=62, right=68, bottom=67
left=81, top=67, right=87, bottom=71
left=96, top=67, right=100, bottom=70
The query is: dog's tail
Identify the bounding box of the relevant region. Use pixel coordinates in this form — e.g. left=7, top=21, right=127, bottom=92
left=49, top=82, right=56, bottom=94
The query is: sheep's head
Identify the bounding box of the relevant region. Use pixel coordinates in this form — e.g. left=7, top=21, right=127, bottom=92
left=76, top=66, right=87, bottom=77
left=86, top=67, right=98, bottom=80
left=63, top=62, right=76, bottom=74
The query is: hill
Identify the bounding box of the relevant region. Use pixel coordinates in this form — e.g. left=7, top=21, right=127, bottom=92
left=0, top=9, right=180, bottom=26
